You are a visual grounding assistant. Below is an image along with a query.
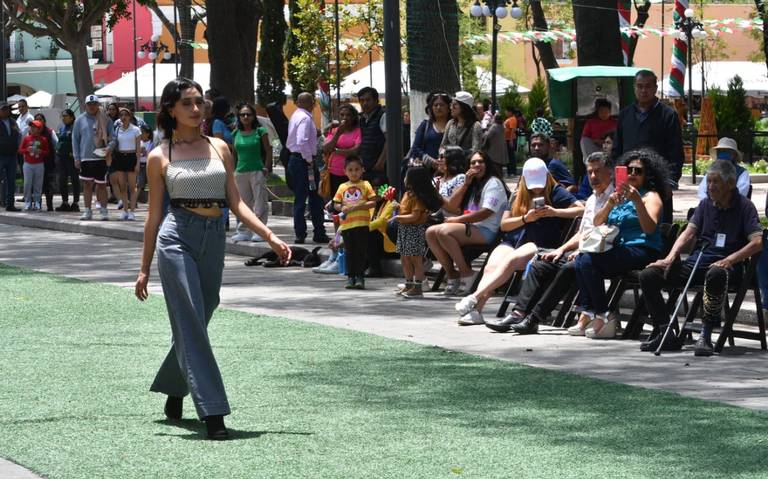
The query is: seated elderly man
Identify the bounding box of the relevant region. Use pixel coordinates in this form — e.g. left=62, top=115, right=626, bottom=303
left=639, top=160, right=762, bottom=356
left=486, top=151, right=614, bottom=333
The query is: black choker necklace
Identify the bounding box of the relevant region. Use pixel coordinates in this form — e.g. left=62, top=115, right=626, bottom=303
left=171, top=134, right=204, bottom=145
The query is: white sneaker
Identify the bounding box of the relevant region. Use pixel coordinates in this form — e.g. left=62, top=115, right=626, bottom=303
left=250, top=234, right=264, bottom=242
left=313, top=255, right=335, bottom=271
left=80, top=208, right=93, bottom=221
left=313, top=259, right=339, bottom=274
left=458, top=310, right=485, bottom=326
left=127, top=211, right=136, bottom=221
left=99, top=207, right=109, bottom=221
left=33, top=201, right=42, bottom=211
left=116, top=200, right=124, bottom=210
left=455, top=294, right=479, bottom=316
left=94, top=201, right=102, bottom=210
left=231, top=232, right=253, bottom=242
left=23, top=201, right=31, bottom=211
left=443, top=278, right=461, bottom=296
left=119, top=210, right=129, bottom=221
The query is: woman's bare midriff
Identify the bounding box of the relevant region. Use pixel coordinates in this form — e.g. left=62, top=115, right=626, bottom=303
left=183, top=205, right=223, bottom=218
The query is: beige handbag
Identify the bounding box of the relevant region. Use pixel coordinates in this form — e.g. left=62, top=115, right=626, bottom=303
left=580, top=224, right=620, bottom=253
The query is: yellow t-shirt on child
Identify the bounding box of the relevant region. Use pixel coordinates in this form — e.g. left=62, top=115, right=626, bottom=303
left=333, top=180, right=377, bottom=231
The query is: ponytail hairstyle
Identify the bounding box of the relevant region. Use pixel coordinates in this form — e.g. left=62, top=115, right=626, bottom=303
left=157, top=77, right=204, bottom=143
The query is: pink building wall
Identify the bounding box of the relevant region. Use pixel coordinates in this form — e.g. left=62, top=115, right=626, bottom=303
left=93, top=3, right=153, bottom=86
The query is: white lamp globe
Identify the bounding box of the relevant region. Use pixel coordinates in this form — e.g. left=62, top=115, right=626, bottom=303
left=495, top=6, right=508, bottom=18
left=693, top=29, right=707, bottom=39
left=470, top=3, right=483, bottom=17
left=684, top=8, right=694, bottom=18
left=570, top=40, right=578, bottom=50
left=148, top=51, right=157, bottom=60
left=678, top=31, right=688, bottom=41
left=137, top=51, right=145, bottom=59
left=151, top=34, right=160, bottom=42
left=510, top=6, right=523, bottom=19
left=482, top=5, right=491, bottom=16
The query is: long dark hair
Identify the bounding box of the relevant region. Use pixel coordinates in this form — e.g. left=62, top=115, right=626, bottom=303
left=404, top=166, right=444, bottom=212
left=157, top=77, right=204, bottom=141
left=443, top=146, right=466, bottom=177
left=235, top=102, right=262, bottom=131
left=211, top=96, right=230, bottom=122
left=454, top=101, right=476, bottom=126
left=618, top=147, right=670, bottom=196
left=426, top=92, right=451, bottom=122
left=461, top=151, right=508, bottom=210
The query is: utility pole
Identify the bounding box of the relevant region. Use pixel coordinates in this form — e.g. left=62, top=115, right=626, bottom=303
left=383, top=1, right=402, bottom=192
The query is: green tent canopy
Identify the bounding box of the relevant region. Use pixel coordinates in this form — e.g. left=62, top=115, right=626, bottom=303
left=547, top=66, right=645, bottom=118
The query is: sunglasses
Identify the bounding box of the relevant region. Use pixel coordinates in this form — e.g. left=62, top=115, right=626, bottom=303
left=239, top=113, right=253, bottom=118
left=627, top=166, right=644, bottom=176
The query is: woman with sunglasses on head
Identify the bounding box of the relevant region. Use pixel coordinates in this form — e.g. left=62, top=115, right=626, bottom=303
left=571, top=148, right=668, bottom=339
left=230, top=102, right=273, bottom=242
left=135, top=78, right=291, bottom=440
left=410, top=92, right=451, bottom=166
left=426, top=151, right=509, bottom=296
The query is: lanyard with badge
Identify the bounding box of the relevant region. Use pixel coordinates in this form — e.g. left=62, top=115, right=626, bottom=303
left=711, top=206, right=727, bottom=249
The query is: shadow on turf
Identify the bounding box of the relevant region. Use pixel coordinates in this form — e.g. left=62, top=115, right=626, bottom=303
left=154, top=419, right=313, bottom=441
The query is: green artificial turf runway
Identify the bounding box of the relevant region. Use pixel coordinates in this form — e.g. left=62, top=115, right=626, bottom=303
left=1, top=263, right=768, bottom=479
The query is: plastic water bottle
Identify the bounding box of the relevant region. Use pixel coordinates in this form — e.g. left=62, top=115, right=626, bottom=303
left=308, top=167, right=316, bottom=191
left=336, top=249, right=346, bottom=275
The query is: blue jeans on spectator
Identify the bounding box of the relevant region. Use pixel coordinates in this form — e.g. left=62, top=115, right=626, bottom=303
left=288, top=153, right=325, bottom=240
left=757, top=240, right=768, bottom=309
left=574, top=245, right=660, bottom=314
left=150, top=207, right=230, bottom=419
left=0, top=154, right=16, bottom=206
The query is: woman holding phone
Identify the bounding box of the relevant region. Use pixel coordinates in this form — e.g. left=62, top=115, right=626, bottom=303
left=571, top=148, right=668, bottom=339
left=454, top=157, right=583, bottom=326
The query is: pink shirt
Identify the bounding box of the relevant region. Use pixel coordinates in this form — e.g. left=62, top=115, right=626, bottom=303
left=325, top=127, right=362, bottom=176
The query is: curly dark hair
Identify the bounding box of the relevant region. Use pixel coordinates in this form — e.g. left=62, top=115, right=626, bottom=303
left=618, top=147, right=670, bottom=196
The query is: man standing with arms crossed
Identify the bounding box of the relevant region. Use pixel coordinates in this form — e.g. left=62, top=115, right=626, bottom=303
left=73, top=95, right=112, bottom=221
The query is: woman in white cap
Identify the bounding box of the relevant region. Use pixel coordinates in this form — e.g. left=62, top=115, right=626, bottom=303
left=697, top=137, right=750, bottom=200
left=454, top=157, right=583, bottom=326
left=440, top=91, right=483, bottom=157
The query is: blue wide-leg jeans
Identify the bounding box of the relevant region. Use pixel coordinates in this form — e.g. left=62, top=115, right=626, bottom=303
left=150, top=207, right=230, bottom=419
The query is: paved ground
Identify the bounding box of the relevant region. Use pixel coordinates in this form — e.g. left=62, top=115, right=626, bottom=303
left=2, top=180, right=768, bottom=478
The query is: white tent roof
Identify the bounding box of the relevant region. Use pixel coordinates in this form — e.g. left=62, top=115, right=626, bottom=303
left=339, top=60, right=529, bottom=98
left=25, top=90, right=53, bottom=108
left=7, top=94, right=25, bottom=103
left=662, top=61, right=768, bottom=98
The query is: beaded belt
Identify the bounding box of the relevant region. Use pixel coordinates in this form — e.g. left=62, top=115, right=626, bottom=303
left=170, top=198, right=228, bottom=208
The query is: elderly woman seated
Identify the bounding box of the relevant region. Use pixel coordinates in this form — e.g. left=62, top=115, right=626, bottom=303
left=454, top=157, right=584, bottom=326
left=571, top=148, right=668, bottom=339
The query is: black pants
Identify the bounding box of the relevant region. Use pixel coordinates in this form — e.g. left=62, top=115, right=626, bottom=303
left=513, top=257, right=576, bottom=320
left=58, top=156, right=80, bottom=205
left=662, top=190, right=673, bottom=225
left=342, top=226, right=369, bottom=278
left=639, top=260, right=737, bottom=328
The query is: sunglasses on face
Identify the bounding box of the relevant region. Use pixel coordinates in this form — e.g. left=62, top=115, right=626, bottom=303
left=627, top=166, right=644, bottom=175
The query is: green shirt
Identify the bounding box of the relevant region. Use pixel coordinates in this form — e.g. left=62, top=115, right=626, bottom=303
left=234, top=127, right=267, bottom=173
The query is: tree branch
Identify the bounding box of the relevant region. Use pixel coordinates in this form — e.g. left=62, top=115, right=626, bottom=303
left=145, top=0, right=178, bottom=38
left=529, top=0, right=559, bottom=70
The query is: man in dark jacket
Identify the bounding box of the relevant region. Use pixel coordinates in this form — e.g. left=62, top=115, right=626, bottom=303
left=613, top=70, right=683, bottom=223
left=357, top=87, right=387, bottom=184
left=0, top=102, right=21, bottom=211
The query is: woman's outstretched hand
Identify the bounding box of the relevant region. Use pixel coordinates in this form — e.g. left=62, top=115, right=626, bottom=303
left=268, top=234, right=292, bottom=265
left=135, top=272, right=149, bottom=301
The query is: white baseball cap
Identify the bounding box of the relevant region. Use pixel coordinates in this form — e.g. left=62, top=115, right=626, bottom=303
left=84, top=94, right=100, bottom=104
left=453, top=91, right=474, bottom=109
left=522, top=157, right=549, bottom=189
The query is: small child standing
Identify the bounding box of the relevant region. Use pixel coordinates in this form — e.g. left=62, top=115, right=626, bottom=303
left=333, top=156, right=376, bottom=289
left=19, top=120, right=50, bottom=211
left=136, top=125, right=154, bottom=204
left=394, top=166, right=445, bottom=298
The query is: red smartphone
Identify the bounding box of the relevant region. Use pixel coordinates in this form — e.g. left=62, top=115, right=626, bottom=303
left=615, top=165, right=628, bottom=191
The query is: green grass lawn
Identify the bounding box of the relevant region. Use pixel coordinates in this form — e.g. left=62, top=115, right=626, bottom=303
left=2, top=263, right=768, bottom=479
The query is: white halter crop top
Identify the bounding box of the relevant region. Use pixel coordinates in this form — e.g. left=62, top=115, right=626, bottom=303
left=165, top=152, right=228, bottom=208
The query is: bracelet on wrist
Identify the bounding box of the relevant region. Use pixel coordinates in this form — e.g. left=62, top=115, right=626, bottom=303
left=521, top=215, right=527, bottom=224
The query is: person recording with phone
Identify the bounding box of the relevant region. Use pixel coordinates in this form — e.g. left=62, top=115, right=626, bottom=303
left=572, top=148, right=668, bottom=340
left=639, top=160, right=762, bottom=356
left=453, top=157, right=583, bottom=327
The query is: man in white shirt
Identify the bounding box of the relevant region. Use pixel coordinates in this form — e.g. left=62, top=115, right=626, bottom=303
left=486, top=151, right=614, bottom=333
left=15, top=99, right=33, bottom=138
left=286, top=92, right=327, bottom=243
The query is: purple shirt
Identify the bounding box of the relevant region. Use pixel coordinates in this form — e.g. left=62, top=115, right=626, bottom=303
left=286, top=107, right=317, bottom=163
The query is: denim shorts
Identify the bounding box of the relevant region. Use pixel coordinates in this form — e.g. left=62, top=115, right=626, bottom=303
left=474, top=225, right=498, bottom=244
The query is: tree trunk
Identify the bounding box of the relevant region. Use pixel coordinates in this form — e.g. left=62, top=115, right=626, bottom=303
left=755, top=0, right=768, bottom=73
left=207, top=0, right=261, bottom=104
left=177, top=0, right=195, bottom=79
left=530, top=1, right=559, bottom=70
left=286, top=0, right=302, bottom=97
left=70, top=39, right=95, bottom=104
left=406, top=0, right=460, bottom=139
left=257, top=0, right=286, bottom=107
left=573, top=0, right=623, bottom=66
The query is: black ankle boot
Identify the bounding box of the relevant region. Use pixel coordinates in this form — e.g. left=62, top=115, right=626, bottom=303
left=511, top=314, right=539, bottom=335
left=164, top=395, right=183, bottom=420
left=204, top=415, right=229, bottom=440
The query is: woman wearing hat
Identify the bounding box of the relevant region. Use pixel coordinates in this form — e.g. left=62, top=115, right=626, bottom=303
left=440, top=91, right=483, bottom=157
left=453, top=157, right=583, bottom=326
left=697, top=137, right=750, bottom=200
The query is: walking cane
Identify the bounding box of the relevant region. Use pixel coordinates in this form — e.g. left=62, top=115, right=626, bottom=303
left=654, top=240, right=710, bottom=356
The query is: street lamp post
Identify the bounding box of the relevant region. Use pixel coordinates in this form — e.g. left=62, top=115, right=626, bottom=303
left=137, top=35, right=171, bottom=111
left=132, top=0, right=139, bottom=111
left=675, top=7, right=706, bottom=183
left=470, top=0, right=523, bottom=114
left=1, top=4, right=7, bottom=102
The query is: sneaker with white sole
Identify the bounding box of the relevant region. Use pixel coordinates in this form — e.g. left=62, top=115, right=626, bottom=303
left=99, top=207, right=109, bottom=221
left=231, top=232, right=253, bottom=242
left=313, top=258, right=339, bottom=274
left=127, top=211, right=136, bottom=221
left=120, top=210, right=129, bottom=221
left=23, top=201, right=31, bottom=212
left=116, top=200, right=124, bottom=210
left=80, top=208, right=93, bottom=220
left=458, top=310, right=485, bottom=326
left=251, top=234, right=264, bottom=242
left=455, top=294, right=479, bottom=316
left=443, top=278, right=461, bottom=296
